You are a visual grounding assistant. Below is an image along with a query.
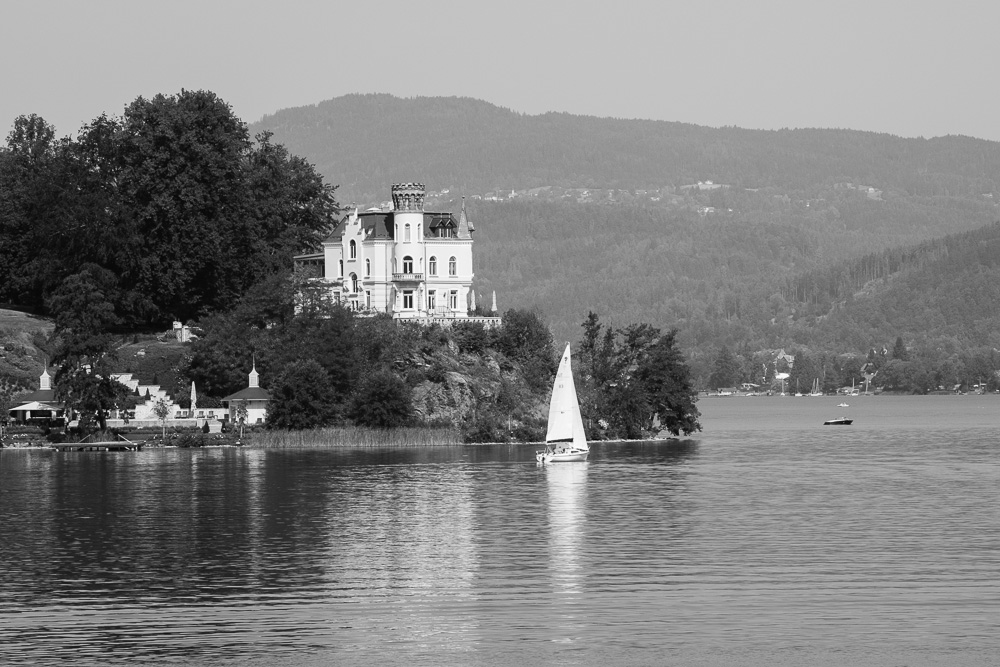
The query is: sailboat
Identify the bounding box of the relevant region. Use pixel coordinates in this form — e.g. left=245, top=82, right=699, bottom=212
left=536, top=343, right=590, bottom=464
left=809, top=378, right=822, bottom=397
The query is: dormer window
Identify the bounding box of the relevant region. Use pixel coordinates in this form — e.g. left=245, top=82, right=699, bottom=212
left=436, top=223, right=456, bottom=238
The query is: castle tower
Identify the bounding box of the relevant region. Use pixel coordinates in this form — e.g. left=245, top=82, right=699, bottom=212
left=392, top=183, right=425, bottom=251
left=391, top=182, right=425, bottom=212
left=391, top=183, right=425, bottom=313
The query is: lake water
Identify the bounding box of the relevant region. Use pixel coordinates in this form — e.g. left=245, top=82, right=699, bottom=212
left=1, top=395, right=998, bottom=666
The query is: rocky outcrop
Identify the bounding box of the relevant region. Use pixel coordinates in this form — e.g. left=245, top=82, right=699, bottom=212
left=408, top=349, right=547, bottom=438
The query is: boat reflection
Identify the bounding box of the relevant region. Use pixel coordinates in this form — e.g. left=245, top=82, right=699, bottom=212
left=546, top=462, right=588, bottom=641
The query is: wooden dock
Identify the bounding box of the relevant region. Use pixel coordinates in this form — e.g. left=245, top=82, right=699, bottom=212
left=51, top=440, right=144, bottom=452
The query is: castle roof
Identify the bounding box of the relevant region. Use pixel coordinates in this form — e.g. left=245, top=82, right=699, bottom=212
left=322, top=210, right=464, bottom=244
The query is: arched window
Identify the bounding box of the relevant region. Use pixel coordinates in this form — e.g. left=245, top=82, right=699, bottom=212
left=429, top=256, right=437, bottom=276
left=404, top=223, right=411, bottom=243
left=403, top=256, right=413, bottom=274
left=350, top=273, right=359, bottom=293
left=365, top=258, right=371, bottom=276
left=349, top=240, right=357, bottom=259
left=338, top=259, right=343, bottom=277
left=449, top=256, right=457, bottom=276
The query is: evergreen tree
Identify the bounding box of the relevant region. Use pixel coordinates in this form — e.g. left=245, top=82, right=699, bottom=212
left=892, top=336, right=909, bottom=361
left=708, top=345, right=741, bottom=389
left=635, top=329, right=702, bottom=436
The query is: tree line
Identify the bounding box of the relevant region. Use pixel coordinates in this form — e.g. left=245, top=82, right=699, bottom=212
left=0, top=90, right=338, bottom=430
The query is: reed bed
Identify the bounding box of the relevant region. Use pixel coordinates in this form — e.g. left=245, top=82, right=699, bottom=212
left=245, top=426, right=463, bottom=449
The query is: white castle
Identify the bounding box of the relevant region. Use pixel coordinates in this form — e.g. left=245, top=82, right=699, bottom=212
left=295, top=183, right=499, bottom=325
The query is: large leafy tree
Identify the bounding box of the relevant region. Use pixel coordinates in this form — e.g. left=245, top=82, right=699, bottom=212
left=47, top=265, right=131, bottom=430
left=495, top=308, right=556, bottom=391
left=350, top=370, right=413, bottom=428
left=266, top=360, right=337, bottom=429
left=577, top=313, right=701, bottom=439
left=0, top=90, right=338, bottom=326
left=0, top=115, right=75, bottom=308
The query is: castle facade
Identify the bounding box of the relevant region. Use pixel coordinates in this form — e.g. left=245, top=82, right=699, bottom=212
left=295, top=183, right=498, bottom=325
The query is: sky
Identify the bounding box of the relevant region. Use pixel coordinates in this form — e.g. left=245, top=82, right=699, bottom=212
left=3, top=0, right=998, bottom=142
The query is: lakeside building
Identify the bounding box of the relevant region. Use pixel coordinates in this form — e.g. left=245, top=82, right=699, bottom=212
left=294, top=183, right=500, bottom=327
left=221, top=363, right=270, bottom=425
left=6, top=367, right=64, bottom=423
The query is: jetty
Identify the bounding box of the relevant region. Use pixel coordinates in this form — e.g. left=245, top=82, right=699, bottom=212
left=51, top=434, right=144, bottom=452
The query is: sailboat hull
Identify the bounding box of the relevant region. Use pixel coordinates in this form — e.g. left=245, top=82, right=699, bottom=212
left=536, top=448, right=589, bottom=463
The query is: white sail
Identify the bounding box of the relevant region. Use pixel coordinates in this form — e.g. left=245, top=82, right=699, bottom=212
left=545, top=343, right=589, bottom=452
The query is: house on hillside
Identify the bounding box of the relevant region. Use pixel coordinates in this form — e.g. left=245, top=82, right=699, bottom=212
left=294, top=183, right=500, bottom=327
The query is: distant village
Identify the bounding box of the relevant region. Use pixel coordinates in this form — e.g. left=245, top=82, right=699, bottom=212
left=418, top=180, right=892, bottom=218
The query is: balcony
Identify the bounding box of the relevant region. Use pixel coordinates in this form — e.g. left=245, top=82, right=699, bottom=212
left=392, top=272, right=424, bottom=282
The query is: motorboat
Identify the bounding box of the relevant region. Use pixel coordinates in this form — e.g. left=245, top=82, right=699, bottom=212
left=823, top=417, right=853, bottom=425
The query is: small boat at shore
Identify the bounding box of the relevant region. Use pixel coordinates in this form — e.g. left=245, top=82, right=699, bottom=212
left=823, top=417, right=853, bottom=426
left=537, top=343, right=589, bottom=464
left=838, top=402, right=849, bottom=408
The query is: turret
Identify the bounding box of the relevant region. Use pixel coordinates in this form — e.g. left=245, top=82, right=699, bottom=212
left=391, top=183, right=425, bottom=248
left=391, top=183, right=425, bottom=212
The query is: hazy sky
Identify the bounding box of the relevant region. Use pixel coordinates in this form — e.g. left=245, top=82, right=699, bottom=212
left=3, top=0, right=998, bottom=141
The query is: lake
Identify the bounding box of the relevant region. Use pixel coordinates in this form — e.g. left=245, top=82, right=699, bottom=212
left=1, top=394, right=998, bottom=666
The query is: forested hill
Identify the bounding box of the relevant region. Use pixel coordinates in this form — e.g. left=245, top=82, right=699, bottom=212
left=784, top=221, right=1000, bottom=352
left=251, top=93, right=1000, bottom=382
left=252, top=94, right=1000, bottom=204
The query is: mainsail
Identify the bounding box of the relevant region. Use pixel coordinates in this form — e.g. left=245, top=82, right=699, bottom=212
left=545, top=343, right=589, bottom=451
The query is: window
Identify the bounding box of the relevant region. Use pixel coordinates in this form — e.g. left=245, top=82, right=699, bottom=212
left=449, top=256, right=457, bottom=276
left=365, top=258, right=371, bottom=276
left=403, top=290, right=413, bottom=309
left=403, top=256, right=413, bottom=274
left=338, top=259, right=343, bottom=277
left=350, top=273, right=359, bottom=293
left=429, top=256, right=437, bottom=276
left=404, top=223, right=411, bottom=243
left=449, top=290, right=458, bottom=309
left=427, top=290, right=436, bottom=311
left=349, top=240, right=357, bottom=259
left=365, top=290, right=371, bottom=309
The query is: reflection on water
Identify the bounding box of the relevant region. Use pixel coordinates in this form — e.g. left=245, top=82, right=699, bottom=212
left=1, top=403, right=999, bottom=666
left=546, top=462, right=587, bottom=642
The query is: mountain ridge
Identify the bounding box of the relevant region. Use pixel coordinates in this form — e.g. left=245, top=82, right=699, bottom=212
left=249, top=94, right=1000, bottom=384
left=251, top=93, right=1000, bottom=205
